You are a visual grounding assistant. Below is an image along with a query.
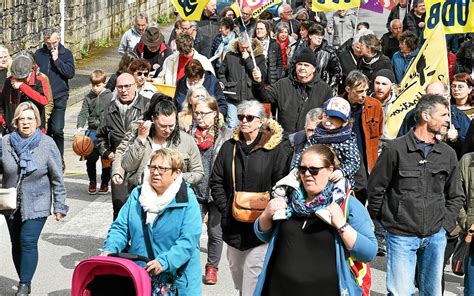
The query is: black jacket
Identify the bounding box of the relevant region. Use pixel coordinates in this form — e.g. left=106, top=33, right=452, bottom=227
left=252, top=68, right=332, bottom=134
left=403, top=11, right=425, bottom=37
left=76, top=89, right=113, bottom=131
left=357, top=53, right=393, bottom=87
left=197, top=13, right=220, bottom=58
left=457, top=39, right=474, bottom=74
left=218, top=39, right=267, bottom=104
left=96, top=94, right=150, bottom=158
left=386, top=4, right=408, bottom=29
left=210, top=120, right=291, bottom=250
left=265, top=38, right=284, bottom=85
left=368, top=129, right=465, bottom=236
left=381, top=32, right=400, bottom=60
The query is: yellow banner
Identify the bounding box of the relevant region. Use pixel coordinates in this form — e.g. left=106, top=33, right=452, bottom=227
left=312, top=0, right=360, bottom=11
left=424, top=0, right=474, bottom=37
left=230, top=2, right=241, bottom=18
left=172, top=0, right=209, bottom=21
left=385, top=24, right=449, bottom=139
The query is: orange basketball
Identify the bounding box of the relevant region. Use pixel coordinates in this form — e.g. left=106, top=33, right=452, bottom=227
left=72, top=135, right=94, bottom=157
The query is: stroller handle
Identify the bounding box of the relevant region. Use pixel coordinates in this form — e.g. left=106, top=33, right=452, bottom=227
left=108, top=253, right=151, bottom=263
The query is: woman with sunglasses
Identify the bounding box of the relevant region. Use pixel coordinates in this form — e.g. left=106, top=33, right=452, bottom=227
left=210, top=100, right=291, bottom=296
left=128, top=58, right=156, bottom=99
left=187, top=96, right=233, bottom=285
left=254, top=144, right=377, bottom=296
left=112, top=97, right=203, bottom=193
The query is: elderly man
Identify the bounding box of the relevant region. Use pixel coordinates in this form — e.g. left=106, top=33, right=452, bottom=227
left=118, top=12, right=148, bottom=55
left=296, top=0, right=327, bottom=27
left=197, top=0, right=220, bottom=58
left=386, top=0, right=409, bottom=29
left=288, top=107, right=322, bottom=164
left=96, top=73, right=149, bottom=220
left=235, top=6, right=256, bottom=35
left=133, top=26, right=172, bottom=79
left=404, top=0, right=426, bottom=37
left=34, top=27, right=75, bottom=158
left=178, top=20, right=210, bottom=58
left=381, top=19, right=403, bottom=59
left=368, top=94, right=465, bottom=296
left=156, top=33, right=214, bottom=86
left=252, top=47, right=332, bottom=133
left=274, top=4, right=300, bottom=40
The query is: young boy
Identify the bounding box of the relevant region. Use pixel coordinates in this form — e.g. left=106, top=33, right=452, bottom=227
left=76, top=70, right=113, bottom=194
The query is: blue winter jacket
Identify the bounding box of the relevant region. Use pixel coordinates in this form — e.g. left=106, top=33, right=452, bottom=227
left=392, top=48, right=419, bottom=84
left=34, top=43, right=75, bottom=98
left=102, top=182, right=202, bottom=295
left=253, top=193, right=377, bottom=296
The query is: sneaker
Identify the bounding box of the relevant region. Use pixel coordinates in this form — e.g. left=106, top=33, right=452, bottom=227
left=204, top=266, right=217, bottom=285
left=98, top=183, right=109, bottom=194
left=88, top=182, right=97, bottom=195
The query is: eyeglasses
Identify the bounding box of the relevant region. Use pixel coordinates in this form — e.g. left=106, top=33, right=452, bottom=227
left=193, top=111, right=214, bottom=118
left=237, top=114, right=260, bottom=122
left=148, top=165, right=173, bottom=174
left=135, top=71, right=149, bottom=77
left=116, top=83, right=135, bottom=90
left=298, top=165, right=327, bottom=176
left=18, top=116, right=35, bottom=123
left=242, top=12, right=252, bottom=16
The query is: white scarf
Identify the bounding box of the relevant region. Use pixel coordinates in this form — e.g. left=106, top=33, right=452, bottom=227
left=139, top=168, right=184, bottom=225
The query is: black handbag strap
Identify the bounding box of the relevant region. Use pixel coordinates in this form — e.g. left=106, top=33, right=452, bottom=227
left=141, top=208, right=155, bottom=260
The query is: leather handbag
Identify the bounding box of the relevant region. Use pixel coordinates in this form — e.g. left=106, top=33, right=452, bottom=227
left=0, top=177, right=22, bottom=211
left=451, top=232, right=471, bottom=276
left=231, top=146, right=270, bottom=223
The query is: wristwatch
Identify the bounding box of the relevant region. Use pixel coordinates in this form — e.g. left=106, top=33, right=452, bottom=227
left=337, top=223, right=350, bottom=234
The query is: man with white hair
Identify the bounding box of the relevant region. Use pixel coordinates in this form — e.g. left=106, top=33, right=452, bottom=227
left=274, top=3, right=300, bottom=40
left=381, top=19, right=403, bottom=59
left=118, top=12, right=148, bottom=55
left=197, top=0, right=219, bottom=58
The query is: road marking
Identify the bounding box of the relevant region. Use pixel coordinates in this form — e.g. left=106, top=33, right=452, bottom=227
left=63, top=177, right=90, bottom=185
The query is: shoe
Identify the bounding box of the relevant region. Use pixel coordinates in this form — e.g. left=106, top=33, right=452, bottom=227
left=16, top=283, right=30, bottom=295
left=88, top=182, right=97, bottom=195
left=98, top=183, right=109, bottom=194
left=204, top=265, right=217, bottom=285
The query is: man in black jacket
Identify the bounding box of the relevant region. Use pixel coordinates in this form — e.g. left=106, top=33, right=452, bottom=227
left=252, top=47, right=332, bottom=133
left=368, top=94, right=464, bottom=296
left=96, top=73, right=150, bottom=219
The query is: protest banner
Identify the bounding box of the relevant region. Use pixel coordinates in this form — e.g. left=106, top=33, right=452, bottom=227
left=172, top=0, right=209, bottom=21
left=361, top=0, right=384, bottom=13
left=385, top=24, right=449, bottom=138
left=378, top=0, right=397, bottom=10
left=424, top=0, right=474, bottom=37
left=240, top=0, right=283, bottom=17
left=312, top=0, right=361, bottom=11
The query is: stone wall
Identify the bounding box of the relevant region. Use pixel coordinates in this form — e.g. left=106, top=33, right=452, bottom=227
left=1, top=0, right=174, bottom=58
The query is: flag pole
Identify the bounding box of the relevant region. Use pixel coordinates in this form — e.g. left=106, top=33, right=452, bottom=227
left=353, top=7, right=360, bottom=37
left=235, top=0, right=258, bottom=68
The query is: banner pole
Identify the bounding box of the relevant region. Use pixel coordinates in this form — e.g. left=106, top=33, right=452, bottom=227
left=353, top=7, right=360, bottom=37
left=235, top=0, right=258, bottom=68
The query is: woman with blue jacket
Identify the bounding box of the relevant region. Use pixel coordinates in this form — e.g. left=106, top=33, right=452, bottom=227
left=253, top=144, right=377, bottom=296
left=101, top=148, right=202, bottom=295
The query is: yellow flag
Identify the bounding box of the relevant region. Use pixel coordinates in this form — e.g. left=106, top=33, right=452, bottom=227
left=172, top=0, right=209, bottom=21
left=385, top=24, right=449, bottom=139
left=424, top=0, right=474, bottom=38
left=312, top=0, right=360, bottom=12
left=151, top=83, right=177, bottom=98
left=230, top=2, right=241, bottom=18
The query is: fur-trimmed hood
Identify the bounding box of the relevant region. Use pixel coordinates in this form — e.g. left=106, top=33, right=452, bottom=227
left=229, top=37, right=265, bottom=57
left=232, top=119, right=284, bottom=151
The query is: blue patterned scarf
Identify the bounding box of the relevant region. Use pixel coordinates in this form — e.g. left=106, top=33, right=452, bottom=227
left=310, top=124, right=352, bottom=145
left=10, top=128, right=42, bottom=177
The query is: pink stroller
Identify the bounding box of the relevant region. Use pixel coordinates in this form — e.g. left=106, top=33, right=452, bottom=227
left=71, top=253, right=152, bottom=296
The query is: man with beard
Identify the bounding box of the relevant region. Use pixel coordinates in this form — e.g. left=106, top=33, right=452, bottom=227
left=372, top=69, right=397, bottom=145
left=252, top=47, right=332, bottom=133
left=368, top=93, right=464, bottom=296
left=118, top=12, right=148, bottom=55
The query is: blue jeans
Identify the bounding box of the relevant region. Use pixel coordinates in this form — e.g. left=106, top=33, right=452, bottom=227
left=47, top=95, right=68, bottom=156
left=6, top=210, right=47, bottom=284
left=226, top=103, right=238, bottom=129
left=385, top=227, right=447, bottom=296
left=465, top=243, right=474, bottom=295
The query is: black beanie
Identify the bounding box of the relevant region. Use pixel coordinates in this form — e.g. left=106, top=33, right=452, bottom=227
left=294, top=48, right=317, bottom=68
left=375, top=69, right=396, bottom=83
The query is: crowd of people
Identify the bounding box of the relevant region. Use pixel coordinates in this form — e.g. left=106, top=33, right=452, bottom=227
left=1, top=0, right=474, bottom=295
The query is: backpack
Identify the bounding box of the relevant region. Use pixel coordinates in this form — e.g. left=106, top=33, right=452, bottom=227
left=340, top=193, right=372, bottom=296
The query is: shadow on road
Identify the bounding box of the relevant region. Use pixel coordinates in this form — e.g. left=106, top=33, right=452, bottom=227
left=0, top=275, right=18, bottom=295
left=42, top=233, right=104, bottom=269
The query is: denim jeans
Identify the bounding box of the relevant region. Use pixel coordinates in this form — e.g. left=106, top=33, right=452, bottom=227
left=47, top=95, right=68, bottom=156
left=200, top=202, right=223, bottom=268
left=385, top=227, right=447, bottom=296
left=6, top=210, right=47, bottom=284
left=226, top=103, right=238, bottom=129
left=464, top=242, right=474, bottom=295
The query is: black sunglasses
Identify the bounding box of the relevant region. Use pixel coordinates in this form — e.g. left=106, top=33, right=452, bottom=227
left=136, top=71, right=149, bottom=77
left=237, top=114, right=260, bottom=122
left=298, top=165, right=326, bottom=175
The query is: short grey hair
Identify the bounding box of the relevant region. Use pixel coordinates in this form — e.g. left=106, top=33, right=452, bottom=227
left=278, top=3, right=291, bottom=15
left=390, top=19, right=402, bottom=28
left=43, top=28, right=60, bottom=39
left=12, top=101, right=42, bottom=129
left=353, top=28, right=374, bottom=44
left=237, top=100, right=266, bottom=119
left=237, top=32, right=251, bottom=44
left=135, top=12, right=149, bottom=22
left=414, top=94, right=449, bottom=124
left=274, top=22, right=290, bottom=34
left=305, top=108, right=322, bottom=123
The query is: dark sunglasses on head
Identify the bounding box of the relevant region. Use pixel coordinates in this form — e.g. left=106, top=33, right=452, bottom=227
left=136, top=71, right=149, bottom=77
left=298, top=165, right=326, bottom=175
left=237, top=114, right=259, bottom=122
